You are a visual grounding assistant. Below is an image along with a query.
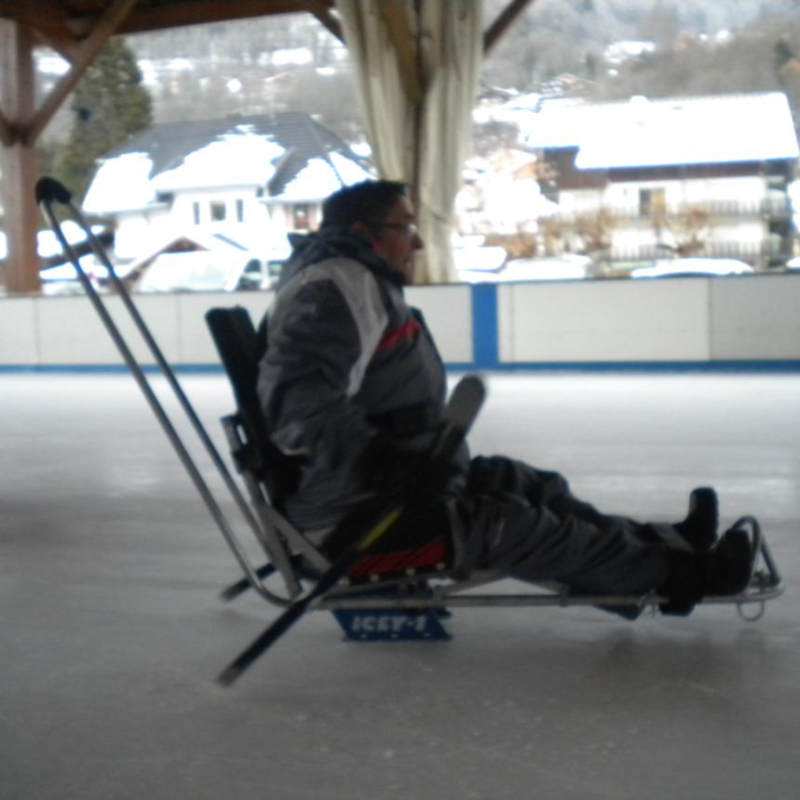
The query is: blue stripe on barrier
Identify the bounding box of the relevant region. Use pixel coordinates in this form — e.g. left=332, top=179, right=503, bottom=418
left=0, top=364, right=223, bottom=375
left=470, top=283, right=499, bottom=370
left=3, top=361, right=800, bottom=375
left=446, top=360, right=800, bottom=374
left=2, top=280, right=799, bottom=375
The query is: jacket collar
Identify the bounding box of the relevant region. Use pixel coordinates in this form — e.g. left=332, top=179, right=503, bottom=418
left=280, top=227, right=405, bottom=289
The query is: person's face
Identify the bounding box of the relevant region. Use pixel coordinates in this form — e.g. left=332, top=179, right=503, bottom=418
left=364, top=195, right=424, bottom=283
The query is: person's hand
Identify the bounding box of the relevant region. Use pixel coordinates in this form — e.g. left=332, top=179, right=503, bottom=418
left=357, top=434, right=431, bottom=492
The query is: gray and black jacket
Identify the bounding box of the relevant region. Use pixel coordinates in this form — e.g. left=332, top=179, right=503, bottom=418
left=257, top=228, right=452, bottom=530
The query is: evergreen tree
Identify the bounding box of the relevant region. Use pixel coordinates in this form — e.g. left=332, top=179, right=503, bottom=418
left=56, top=37, right=152, bottom=203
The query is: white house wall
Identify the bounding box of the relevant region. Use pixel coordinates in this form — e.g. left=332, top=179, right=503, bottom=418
left=112, top=190, right=308, bottom=260
left=602, top=175, right=768, bottom=211
left=707, top=220, right=764, bottom=246
left=556, top=189, right=604, bottom=215
left=114, top=209, right=172, bottom=260
left=170, top=187, right=273, bottom=242
left=683, top=176, right=766, bottom=204
left=609, top=218, right=766, bottom=254
left=558, top=173, right=774, bottom=259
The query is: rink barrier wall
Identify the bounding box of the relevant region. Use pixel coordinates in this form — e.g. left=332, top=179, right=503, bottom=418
left=1, top=274, right=799, bottom=372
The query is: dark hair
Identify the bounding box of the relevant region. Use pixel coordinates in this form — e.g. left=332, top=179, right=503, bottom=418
left=320, top=179, right=409, bottom=229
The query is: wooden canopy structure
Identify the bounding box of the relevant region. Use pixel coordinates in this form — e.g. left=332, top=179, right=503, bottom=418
left=0, top=0, right=534, bottom=293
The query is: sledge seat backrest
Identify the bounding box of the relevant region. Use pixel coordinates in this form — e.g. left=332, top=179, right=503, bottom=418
left=205, top=306, right=298, bottom=503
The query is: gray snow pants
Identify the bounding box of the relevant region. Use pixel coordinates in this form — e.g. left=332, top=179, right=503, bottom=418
left=449, top=455, right=673, bottom=597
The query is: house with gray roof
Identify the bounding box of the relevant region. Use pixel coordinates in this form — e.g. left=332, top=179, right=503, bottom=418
left=522, top=92, right=799, bottom=269
left=83, top=111, right=373, bottom=261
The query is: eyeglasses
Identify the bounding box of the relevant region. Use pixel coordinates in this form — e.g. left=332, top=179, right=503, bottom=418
left=371, top=222, right=419, bottom=238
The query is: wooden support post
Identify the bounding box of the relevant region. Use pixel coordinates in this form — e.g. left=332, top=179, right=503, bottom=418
left=0, top=107, right=16, bottom=146
left=1, top=19, right=41, bottom=294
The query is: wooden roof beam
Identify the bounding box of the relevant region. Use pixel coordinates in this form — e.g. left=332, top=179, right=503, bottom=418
left=0, top=1, right=69, bottom=28
left=1, top=1, right=336, bottom=38
left=107, top=0, right=336, bottom=35
left=31, top=25, right=84, bottom=62
left=20, top=0, right=140, bottom=145
left=312, top=7, right=344, bottom=44
left=484, top=0, right=537, bottom=56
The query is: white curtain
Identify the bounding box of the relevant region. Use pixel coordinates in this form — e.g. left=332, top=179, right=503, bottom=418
left=337, top=0, right=483, bottom=283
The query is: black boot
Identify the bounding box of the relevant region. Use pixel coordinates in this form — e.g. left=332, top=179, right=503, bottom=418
left=659, top=548, right=704, bottom=616
left=702, top=526, right=753, bottom=596
left=674, top=487, right=718, bottom=552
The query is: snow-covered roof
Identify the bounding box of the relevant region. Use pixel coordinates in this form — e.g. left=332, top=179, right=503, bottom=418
left=83, top=152, right=159, bottom=213
left=151, top=132, right=286, bottom=193
left=603, top=40, right=655, bottom=65
left=83, top=112, right=373, bottom=215
left=523, top=92, right=799, bottom=170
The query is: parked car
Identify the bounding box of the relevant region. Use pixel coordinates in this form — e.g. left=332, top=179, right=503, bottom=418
left=496, top=254, right=594, bottom=282
left=134, top=251, right=274, bottom=293
left=631, top=258, right=754, bottom=279
left=453, top=242, right=507, bottom=284
left=39, top=254, right=109, bottom=296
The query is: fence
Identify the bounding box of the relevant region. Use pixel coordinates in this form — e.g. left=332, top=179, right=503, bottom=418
left=1, top=273, right=799, bottom=371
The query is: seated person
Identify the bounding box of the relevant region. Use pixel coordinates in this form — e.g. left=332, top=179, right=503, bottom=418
left=256, top=180, right=752, bottom=615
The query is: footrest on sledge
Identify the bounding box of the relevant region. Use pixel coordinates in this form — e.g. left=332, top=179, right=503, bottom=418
left=332, top=607, right=451, bottom=642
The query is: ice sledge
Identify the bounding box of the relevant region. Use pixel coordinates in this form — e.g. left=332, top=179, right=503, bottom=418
left=36, top=177, right=785, bottom=686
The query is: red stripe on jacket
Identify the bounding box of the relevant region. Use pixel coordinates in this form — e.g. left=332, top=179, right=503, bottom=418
left=377, top=318, right=422, bottom=354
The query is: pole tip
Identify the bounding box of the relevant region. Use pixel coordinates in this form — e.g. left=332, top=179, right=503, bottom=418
left=35, top=176, right=72, bottom=205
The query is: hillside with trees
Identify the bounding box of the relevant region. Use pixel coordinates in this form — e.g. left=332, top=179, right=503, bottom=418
left=482, top=0, right=800, bottom=127
left=120, top=0, right=800, bottom=141
left=29, top=0, right=800, bottom=208
left=42, top=39, right=153, bottom=204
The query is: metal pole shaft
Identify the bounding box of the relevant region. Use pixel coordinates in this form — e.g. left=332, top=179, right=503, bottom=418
left=71, top=203, right=267, bottom=540
left=39, top=199, right=276, bottom=603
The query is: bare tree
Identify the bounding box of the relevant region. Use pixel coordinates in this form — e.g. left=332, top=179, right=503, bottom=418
left=574, top=207, right=616, bottom=257
left=652, top=203, right=712, bottom=257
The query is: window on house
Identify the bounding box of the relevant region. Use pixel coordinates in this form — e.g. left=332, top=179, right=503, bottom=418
left=639, top=188, right=666, bottom=217
left=236, top=199, right=245, bottom=223
left=192, top=202, right=201, bottom=225
left=210, top=201, right=226, bottom=222
left=292, top=203, right=311, bottom=230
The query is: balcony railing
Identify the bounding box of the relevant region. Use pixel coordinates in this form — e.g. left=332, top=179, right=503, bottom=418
left=608, top=239, right=793, bottom=265
left=553, top=198, right=794, bottom=223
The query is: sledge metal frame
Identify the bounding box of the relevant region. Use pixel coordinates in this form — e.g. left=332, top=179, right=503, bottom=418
left=317, top=515, right=783, bottom=622
left=37, top=177, right=784, bottom=632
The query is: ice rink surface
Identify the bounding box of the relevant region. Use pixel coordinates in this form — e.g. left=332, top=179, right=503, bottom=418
left=1, top=371, right=798, bottom=800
